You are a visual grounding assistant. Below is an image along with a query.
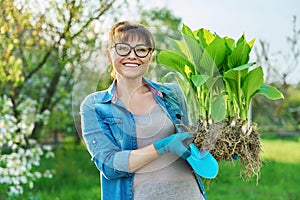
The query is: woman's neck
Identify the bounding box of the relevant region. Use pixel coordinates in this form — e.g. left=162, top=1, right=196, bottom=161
left=115, top=76, right=156, bottom=115
left=115, top=77, right=146, bottom=98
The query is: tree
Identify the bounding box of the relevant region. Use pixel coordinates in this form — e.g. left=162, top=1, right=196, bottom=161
left=253, top=15, right=300, bottom=130
left=1, top=0, right=129, bottom=141
left=0, top=0, right=130, bottom=197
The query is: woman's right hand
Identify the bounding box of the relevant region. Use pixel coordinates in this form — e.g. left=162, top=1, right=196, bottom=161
left=153, top=132, right=193, bottom=159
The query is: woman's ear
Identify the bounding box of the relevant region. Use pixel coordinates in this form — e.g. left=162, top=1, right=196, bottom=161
left=106, top=49, right=112, bottom=64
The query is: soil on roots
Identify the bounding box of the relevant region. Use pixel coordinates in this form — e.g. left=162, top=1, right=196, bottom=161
left=191, top=119, right=262, bottom=181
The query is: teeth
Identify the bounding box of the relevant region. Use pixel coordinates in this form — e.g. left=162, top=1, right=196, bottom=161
left=124, top=63, right=139, bottom=67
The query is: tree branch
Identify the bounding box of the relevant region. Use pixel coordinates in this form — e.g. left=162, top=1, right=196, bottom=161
left=71, top=0, right=116, bottom=39
left=25, top=51, right=52, bottom=80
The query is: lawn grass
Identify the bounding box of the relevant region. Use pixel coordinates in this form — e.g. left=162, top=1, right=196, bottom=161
left=24, top=139, right=101, bottom=200
left=6, top=135, right=300, bottom=200
left=261, top=133, right=300, bottom=163
left=205, top=134, right=300, bottom=200
left=204, top=160, right=300, bottom=200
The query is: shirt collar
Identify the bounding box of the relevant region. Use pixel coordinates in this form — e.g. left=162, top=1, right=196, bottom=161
left=109, top=77, right=164, bottom=104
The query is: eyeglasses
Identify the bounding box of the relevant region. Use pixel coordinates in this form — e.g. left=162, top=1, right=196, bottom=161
left=112, top=43, right=153, bottom=58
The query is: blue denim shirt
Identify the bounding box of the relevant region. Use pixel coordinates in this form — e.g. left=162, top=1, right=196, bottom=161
left=80, top=78, right=207, bottom=200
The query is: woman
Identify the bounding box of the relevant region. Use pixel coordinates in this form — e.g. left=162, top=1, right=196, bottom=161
left=80, top=21, right=206, bottom=200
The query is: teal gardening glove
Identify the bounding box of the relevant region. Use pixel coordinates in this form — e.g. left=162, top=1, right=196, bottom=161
left=153, top=132, right=193, bottom=159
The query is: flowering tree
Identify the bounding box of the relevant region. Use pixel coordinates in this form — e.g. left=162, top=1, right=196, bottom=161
left=0, top=96, right=55, bottom=198
left=0, top=0, right=131, bottom=198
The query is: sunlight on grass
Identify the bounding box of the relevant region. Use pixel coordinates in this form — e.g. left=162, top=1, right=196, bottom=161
left=261, top=139, right=300, bottom=163
left=205, top=137, right=300, bottom=200
left=14, top=136, right=298, bottom=200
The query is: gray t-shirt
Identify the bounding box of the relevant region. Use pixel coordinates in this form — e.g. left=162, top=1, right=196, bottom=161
left=133, top=104, right=204, bottom=200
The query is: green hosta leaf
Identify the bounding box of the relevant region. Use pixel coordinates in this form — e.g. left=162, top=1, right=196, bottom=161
left=183, top=34, right=203, bottom=72
left=184, top=65, right=193, bottom=77
left=228, top=39, right=251, bottom=68
left=157, top=50, right=195, bottom=80
left=196, top=28, right=215, bottom=48
left=224, top=36, right=235, bottom=51
left=223, top=62, right=256, bottom=111
left=223, top=75, right=239, bottom=107
left=236, top=34, right=246, bottom=46
left=236, top=34, right=256, bottom=50
left=206, top=76, right=223, bottom=91
left=191, top=74, right=210, bottom=87
left=211, top=93, right=226, bottom=122
left=208, top=36, right=228, bottom=67
left=241, top=66, right=264, bottom=108
left=182, top=24, right=194, bottom=38
left=170, top=39, right=192, bottom=61
left=242, top=66, right=264, bottom=96
left=200, top=35, right=228, bottom=75
left=256, top=83, right=284, bottom=100
left=233, top=62, right=256, bottom=71
left=248, top=38, right=256, bottom=49
left=223, top=63, right=254, bottom=84
left=199, top=49, right=216, bottom=76
left=224, top=79, right=234, bottom=115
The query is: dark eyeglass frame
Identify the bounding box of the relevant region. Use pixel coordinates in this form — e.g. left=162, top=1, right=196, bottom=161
left=112, top=43, right=153, bottom=58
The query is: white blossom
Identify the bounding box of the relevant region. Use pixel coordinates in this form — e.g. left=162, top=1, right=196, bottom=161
left=8, top=185, right=23, bottom=196
left=42, top=145, right=52, bottom=151
left=29, top=181, right=34, bottom=189
left=34, top=172, right=42, bottom=179
left=45, top=151, right=55, bottom=159
left=0, top=96, right=55, bottom=198
left=43, top=170, right=54, bottom=179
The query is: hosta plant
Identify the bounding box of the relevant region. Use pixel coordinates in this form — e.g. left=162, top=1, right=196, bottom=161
left=157, top=24, right=284, bottom=181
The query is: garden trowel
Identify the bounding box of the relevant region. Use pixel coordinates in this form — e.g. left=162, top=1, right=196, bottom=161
left=185, top=140, right=219, bottom=179
left=175, top=120, right=219, bottom=179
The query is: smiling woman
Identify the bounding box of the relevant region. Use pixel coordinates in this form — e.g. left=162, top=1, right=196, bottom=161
left=80, top=21, right=207, bottom=200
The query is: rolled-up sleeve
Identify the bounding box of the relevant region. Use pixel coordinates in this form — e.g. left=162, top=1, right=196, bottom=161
left=113, top=150, right=131, bottom=172
left=80, top=94, right=133, bottom=180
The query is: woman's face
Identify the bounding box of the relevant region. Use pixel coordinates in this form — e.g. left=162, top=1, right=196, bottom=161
left=107, top=38, right=153, bottom=80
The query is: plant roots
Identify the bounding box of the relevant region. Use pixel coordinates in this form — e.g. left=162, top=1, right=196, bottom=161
left=191, top=119, right=262, bottom=182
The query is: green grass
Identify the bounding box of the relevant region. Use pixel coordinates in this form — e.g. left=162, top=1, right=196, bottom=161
left=261, top=136, right=300, bottom=164
left=22, top=139, right=101, bottom=200
left=205, top=136, right=300, bottom=200
left=205, top=160, right=300, bottom=200
left=3, top=135, right=300, bottom=200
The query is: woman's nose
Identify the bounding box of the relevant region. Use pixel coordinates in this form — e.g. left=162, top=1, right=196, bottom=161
left=127, top=49, right=137, bottom=58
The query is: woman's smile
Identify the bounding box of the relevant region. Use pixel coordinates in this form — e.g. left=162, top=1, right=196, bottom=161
left=123, top=62, right=141, bottom=68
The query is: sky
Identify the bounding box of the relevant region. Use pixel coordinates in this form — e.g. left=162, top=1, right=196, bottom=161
left=124, top=0, right=300, bottom=83
left=141, top=0, right=300, bottom=52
